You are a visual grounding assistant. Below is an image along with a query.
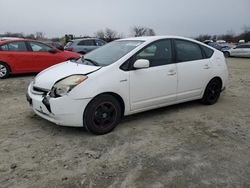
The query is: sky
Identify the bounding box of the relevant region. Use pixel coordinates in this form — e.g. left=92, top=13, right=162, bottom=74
left=0, top=0, right=249, bottom=38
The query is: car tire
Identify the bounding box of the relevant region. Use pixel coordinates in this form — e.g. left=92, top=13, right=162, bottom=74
left=201, top=78, right=222, bottom=105
left=83, top=94, right=122, bottom=135
left=0, top=62, right=10, bottom=79
left=224, top=51, right=230, bottom=57
left=78, top=51, right=86, bottom=55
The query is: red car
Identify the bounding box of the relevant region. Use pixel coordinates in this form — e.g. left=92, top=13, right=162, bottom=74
left=0, top=39, right=80, bottom=78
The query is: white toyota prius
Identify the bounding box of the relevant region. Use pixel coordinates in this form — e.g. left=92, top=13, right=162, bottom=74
left=27, top=36, right=228, bottom=134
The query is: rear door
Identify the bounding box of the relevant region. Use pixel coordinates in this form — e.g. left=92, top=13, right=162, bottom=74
left=0, top=41, right=32, bottom=72
left=174, top=39, right=213, bottom=100
left=76, top=39, right=97, bottom=53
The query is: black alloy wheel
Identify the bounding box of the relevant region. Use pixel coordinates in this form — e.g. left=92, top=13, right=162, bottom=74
left=84, top=94, right=122, bottom=135
left=201, top=79, right=222, bottom=105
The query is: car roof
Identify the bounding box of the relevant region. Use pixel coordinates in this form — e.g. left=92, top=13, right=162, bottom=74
left=71, top=38, right=101, bottom=42
left=118, top=35, right=202, bottom=43
left=0, top=39, right=57, bottom=49
left=0, top=39, right=52, bottom=45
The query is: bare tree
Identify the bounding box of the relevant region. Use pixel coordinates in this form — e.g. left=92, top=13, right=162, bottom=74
left=95, top=30, right=105, bottom=39
left=35, top=32, right=45, bottom=40
left=104, top=28, right=118, bottom=42
left=195, top=34, right=212, bottom=42
left=131, top=26, right=156, bottom=37
left=146, top=28, right=156, bottom=36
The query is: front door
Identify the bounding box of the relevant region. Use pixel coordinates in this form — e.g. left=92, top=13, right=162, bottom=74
left=129, top=39, right=177, bottom=111
left=27, top=41, right=62, bottom=72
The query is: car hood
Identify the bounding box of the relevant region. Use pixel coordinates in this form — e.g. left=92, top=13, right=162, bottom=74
left=33, top=61, right=101, bottom=90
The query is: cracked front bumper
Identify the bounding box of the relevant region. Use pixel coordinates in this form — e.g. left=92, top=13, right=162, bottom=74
left=27, top=84, right=91, bottom=127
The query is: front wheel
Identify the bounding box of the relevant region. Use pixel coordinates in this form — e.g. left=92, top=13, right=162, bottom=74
left=0, top=62, right=10, bottom=79
left=224, top=51, right=230, bottom=57
left=83, top=94, right=122, bottom=135
left=201, top=79, right=222, bottom=105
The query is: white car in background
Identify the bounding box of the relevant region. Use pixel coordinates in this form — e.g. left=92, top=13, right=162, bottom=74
left=223, top=43, right=250, bottom=58
left=27, top=36, right=228, bottom=134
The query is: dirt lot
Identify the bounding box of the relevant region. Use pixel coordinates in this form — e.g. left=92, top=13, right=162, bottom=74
left=0, top=58, right=250, bottom=188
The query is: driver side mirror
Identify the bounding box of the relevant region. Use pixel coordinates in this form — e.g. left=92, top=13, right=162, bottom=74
left=133, top=59, right=150, bottom=69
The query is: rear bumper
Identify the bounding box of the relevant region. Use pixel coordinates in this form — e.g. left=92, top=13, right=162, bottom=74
left=27, top=84, right=91, bottom=127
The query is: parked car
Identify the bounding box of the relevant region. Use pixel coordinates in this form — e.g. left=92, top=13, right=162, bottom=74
left=0, top=39, right=80, bottom=78
left=45, top=41, right=64, bottom=51
left=27, top=36, right=228, bottom=134
left=64, top=38, right=106, bottom=54
left=203, top=40, right=213, bottom=44
left=207, top=42, right=231, bottom=52
left=223, top=43, right=250, bottom=57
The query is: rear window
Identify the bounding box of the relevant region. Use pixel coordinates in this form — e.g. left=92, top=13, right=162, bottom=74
left=201, top=45, right=214, bottom=58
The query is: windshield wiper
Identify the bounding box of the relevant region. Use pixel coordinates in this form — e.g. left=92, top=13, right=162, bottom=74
left=81, top=56, right=99, bottom=66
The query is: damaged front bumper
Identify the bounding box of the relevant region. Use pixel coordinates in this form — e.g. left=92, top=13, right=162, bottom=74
left=26, top=83, right=91, bottom=127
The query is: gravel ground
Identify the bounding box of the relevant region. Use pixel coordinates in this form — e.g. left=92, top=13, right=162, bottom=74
left=0, top=58, right=250, bottom=188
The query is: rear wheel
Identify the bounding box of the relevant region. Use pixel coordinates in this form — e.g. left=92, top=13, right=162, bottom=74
left=201, top=79, right=222, bottom=105
left=83, top=94, right=122, bottom=135
left=0, top=62, right=10, bottom=79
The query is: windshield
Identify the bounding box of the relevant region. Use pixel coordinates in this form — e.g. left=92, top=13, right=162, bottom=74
left=76, top=40, right=144, bottom=66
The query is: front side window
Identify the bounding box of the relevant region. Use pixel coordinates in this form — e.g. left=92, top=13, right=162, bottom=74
left=29, top=42, right=52, bottom=52
left=0, top=42, right=27, bottom=51
left=175, top=40, right=203, bottom=62
left=78, top=40, right=95, bottom=46
left=135, top=40, right=173, bottom=67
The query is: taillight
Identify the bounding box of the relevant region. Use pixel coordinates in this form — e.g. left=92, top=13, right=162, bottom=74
left=66, top=48, right=73, bottom=51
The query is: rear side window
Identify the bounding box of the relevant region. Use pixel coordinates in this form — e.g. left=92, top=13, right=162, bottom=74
left=175, top=40, right=203, bottom=62
left=78, top=40, right=95, bottom=46
left=237, top=45, right=250, bottom=49
left=0, top=44, right=9, bottom=51
left=0, top=42, right=27, bottom=51
left=201, top=45, right=214, bottom=58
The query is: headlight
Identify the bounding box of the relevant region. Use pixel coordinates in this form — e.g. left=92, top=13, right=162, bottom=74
left=50, top=75, right=87, bottom=97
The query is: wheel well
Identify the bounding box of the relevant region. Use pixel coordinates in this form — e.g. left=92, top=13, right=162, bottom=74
left=90, top=92, right=125, bottom=116
left=0, top=61, right=11, bottom=73
left=210, top=77, right=223, bottom=89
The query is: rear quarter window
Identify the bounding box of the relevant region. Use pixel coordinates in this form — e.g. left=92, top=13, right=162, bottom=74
left=201, top=45, right=214, bottom=58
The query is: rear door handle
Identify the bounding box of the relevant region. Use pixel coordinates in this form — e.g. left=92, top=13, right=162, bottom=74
left=204, top=64, right=210, bottom=69
left=168, top=69, right=176, bottom=75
